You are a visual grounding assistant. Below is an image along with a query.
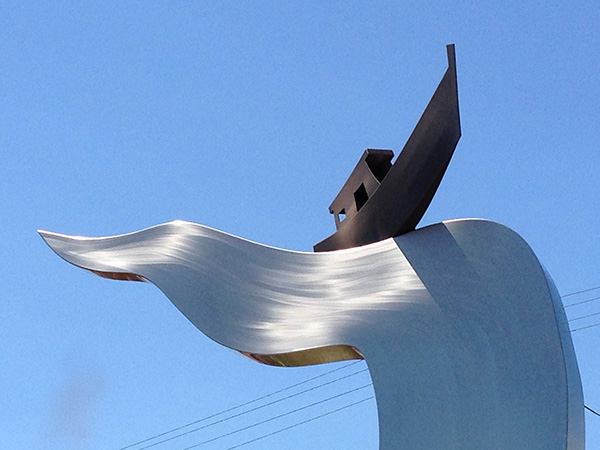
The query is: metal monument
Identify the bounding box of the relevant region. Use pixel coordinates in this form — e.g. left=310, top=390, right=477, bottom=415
left=40, top=45, right=584, bottom=449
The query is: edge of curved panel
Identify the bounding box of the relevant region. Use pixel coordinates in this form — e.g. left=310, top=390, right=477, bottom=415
left=40, top=219, right=584, bottom=448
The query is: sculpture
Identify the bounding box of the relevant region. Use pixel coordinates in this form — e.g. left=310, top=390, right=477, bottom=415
left=40, top=45, right=584, bottom=449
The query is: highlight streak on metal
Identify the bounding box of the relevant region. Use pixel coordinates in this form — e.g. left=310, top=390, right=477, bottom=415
left=39, top=219, right=584, bottom=449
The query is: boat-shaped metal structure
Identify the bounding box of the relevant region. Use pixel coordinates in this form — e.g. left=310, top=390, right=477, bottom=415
left=315, top=44, right=461, bottom=252
left=39, top=44, right=585, bottom=448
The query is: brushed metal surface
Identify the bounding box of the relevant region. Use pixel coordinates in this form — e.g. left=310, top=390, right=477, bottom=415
left=39, top=219, right=583, bottom=449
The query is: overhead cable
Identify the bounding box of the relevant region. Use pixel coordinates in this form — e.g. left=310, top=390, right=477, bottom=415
left=571, top=322, right=600, bottom=333
left=562, top=286, right=600, bottom=298
left=585, top=405, right=600, bottom=417
left=180, top=384, right=373, bottom=450
left=122, top=283, right=600, bottom=449
left=568, top=311, right=600, bottom=323
left=119, top=360, right=363, bottom=450
left=224, top=396, right=375, bottom=449
left=135, top=369, right=371, bottom=450
left=564, top=295, right=600, bottom=309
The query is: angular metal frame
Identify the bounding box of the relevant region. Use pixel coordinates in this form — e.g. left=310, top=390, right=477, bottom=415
left=314, top=45, right=461, bottom=252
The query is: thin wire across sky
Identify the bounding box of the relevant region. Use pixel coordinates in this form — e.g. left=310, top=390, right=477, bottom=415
left=118, top=286, right=600, bottom=450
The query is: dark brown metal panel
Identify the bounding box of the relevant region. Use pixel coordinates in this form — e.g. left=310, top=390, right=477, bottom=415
left=328, top=149, right=394, bottom=228
left=314, top=44, right=461, bottom=252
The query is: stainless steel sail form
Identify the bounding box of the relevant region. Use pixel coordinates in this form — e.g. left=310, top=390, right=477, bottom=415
left=39, top=219, right=584, bottom=449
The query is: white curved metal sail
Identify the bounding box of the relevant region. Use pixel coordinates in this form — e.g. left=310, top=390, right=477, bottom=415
left=39, top=219, right=584, bottom=449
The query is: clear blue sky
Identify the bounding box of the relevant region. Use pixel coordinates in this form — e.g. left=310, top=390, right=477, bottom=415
left=2, top=1, right=599, bottom=449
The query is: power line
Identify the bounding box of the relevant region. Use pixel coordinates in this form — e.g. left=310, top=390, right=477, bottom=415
left=562, top=286, right=600, bottom=298
left=135, top=369, right=371, bottom=450
left=564, top=295, right=600, bottom=308
left=571, top=322, right=600, bottom=333
left=224, top=396, right=375, bottom=449
left=180, top=384, right=373, bottom=450
left=586, top=405, right=600, bottom=417
left=119, top=360, right=364, bottom=450
left=121, top=284, right=600, bottom=450
left=568, top=311, right=600, bottom=323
